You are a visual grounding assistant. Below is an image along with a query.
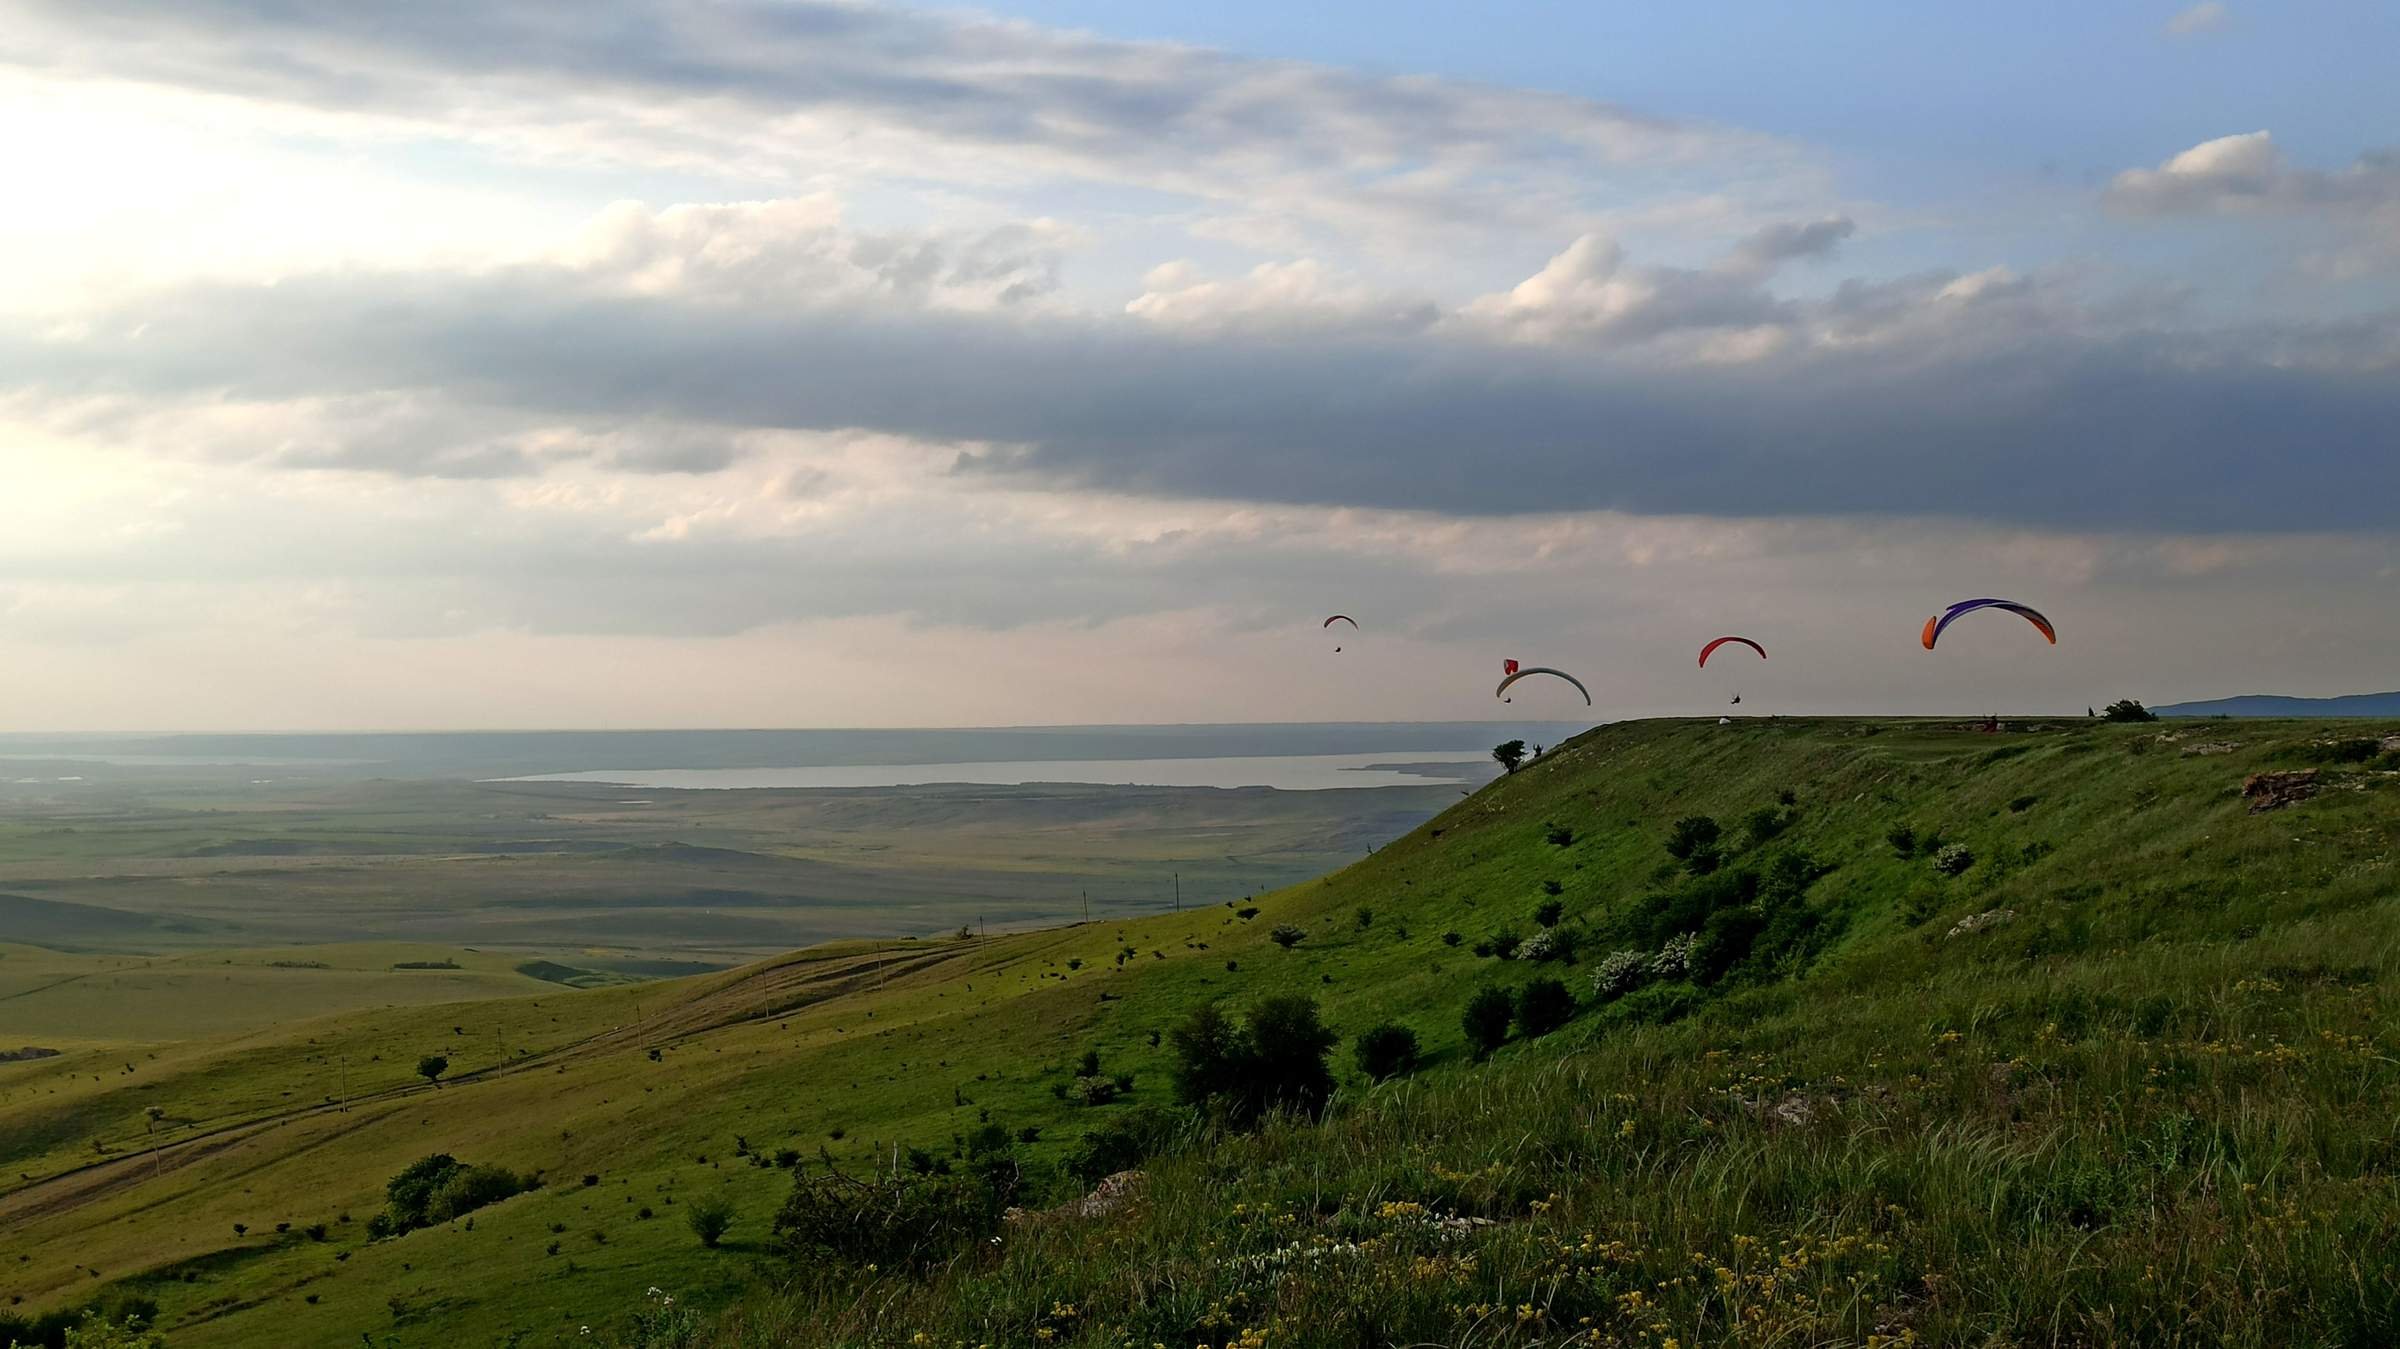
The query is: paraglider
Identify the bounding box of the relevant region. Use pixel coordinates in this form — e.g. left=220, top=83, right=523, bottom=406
left=1698, top=636, right=1765, bottom=708
left=1697, top=637, right=1765, bottom=667
left=1324, top=614, right=1357, bottom=652
left=1920, top=599, right=2056, bottom=650
left=1495, top=666, right=1591, bottom=706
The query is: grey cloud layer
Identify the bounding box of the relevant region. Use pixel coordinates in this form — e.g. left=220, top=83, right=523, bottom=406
left=15, top=251, right=2397, bottom=531
left=7, top=0, right=1772, bottom=243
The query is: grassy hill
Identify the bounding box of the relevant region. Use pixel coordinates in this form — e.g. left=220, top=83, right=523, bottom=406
left=3, top=717, right=2396, bottom=1347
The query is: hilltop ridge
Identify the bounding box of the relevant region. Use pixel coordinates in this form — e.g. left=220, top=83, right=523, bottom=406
left=4, top=717, right=2397, bottom=1347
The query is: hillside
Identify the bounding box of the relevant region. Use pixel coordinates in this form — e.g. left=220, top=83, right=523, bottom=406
left=2157, top=691, right=2400, bottom=718
left=4, top=717, right=2397, bottom=1347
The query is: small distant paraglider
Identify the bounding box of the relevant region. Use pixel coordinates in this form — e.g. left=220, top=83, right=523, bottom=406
left=1324, top=614, right=1357, bottom=652
left=1920, top=599, right=2056, bottom=650
left=1495, top=665, right=1591, bottom=706
left=1698, top=636, right=1765, bottom=707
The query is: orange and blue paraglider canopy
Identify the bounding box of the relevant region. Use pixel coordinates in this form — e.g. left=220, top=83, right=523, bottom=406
left=1698, top=636, right=1765, bottom=667
left=1920, top=599, right=2056, bottom=650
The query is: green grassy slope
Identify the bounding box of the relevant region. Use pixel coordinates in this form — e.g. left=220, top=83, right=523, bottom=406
left=5, top=718, right=2397, bottom=1347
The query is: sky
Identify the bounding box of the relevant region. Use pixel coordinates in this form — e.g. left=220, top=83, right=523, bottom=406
left=1, top=0, right=2396, bottom=731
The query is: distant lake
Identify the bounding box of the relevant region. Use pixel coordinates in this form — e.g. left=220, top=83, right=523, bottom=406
left=497, top=750, right=1496, bottom=791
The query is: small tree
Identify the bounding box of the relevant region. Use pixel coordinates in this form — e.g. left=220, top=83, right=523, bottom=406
left=415, top=1055, right=448, bottom=1089
left=1492, top=739, right=1528, bottom=774
left=1168, top=996, right=1338, bottom=1126
left=1351, top=1023, right=1420, bottom=1083
left=2103, top=699, right=2158, bottom=723
left=1515, top=978, right=1575, bottom=1037
left=1532, top=898, right=1565, bottom=927
left=1665, top=815, right=1721, bottom=861
left=1269, top=924, right=1306, bottom=950
left=1462, top=987, right=1514, bottom=1058
left=687, top=1193, right=734, bottom=1248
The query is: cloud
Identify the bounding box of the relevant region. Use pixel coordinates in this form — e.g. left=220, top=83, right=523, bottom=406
left=1126, top=260, right=1439, bottom=336
left=8, top=214, right=2397, bottom=533
left=2164, top=3, right=2231, bottom=37
left=1, top=0, right=1810, bottom=253
left=2106, top=131, right=2400, bottom=215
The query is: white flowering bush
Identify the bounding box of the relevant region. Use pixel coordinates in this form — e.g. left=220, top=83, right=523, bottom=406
left=1933, top=843, right=1976, bottom=877
left=1590, top=949, right=1649, bottom=999
left=1649, top=932, right=1698, bottom=979
left=1521, top=929, right=1560, bottom=963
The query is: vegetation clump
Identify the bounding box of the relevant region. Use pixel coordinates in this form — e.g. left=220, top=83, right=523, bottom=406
left=1351, top=1023, right=1420, bottom=1082
left=1168, top=995, right=1338, bottom=1126
left=365, top=1154, right=528, bottom=1240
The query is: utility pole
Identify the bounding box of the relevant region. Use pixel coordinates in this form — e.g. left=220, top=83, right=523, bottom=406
left=1173, top=872, right=1180, bottom=912
left=1081, top=889, right=1089, bottom=924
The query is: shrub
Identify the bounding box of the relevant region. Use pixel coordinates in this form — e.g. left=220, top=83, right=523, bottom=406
left=1441, top=931, right=1463, bottom=947
left=1354, top=906, right=1373, bottom=930
left=1590, top=950, right=1648, bottom=1000
left=1462, top=987, right=1514, bottom=1058
left=1269, top=924, right=1306, bottom=949
left=1541, top=879, right=1564, bottom=896
left=2009, top=794, right=2039, bottom=813
left=1235, top=906, right=1259, bottom=920
left=1532, top=898, right=1565, bottom=927
left=1491, top=739, right=1528, bottom=773
left=1067, top=1104, right=1194, bottom=1183
left=1886, top=824, right=1917, bottom=858
left=686, top=1193, right=734, bottom=1248
left=1691, top=906, right=1766, bottom=985
left=1934, top=844, right=1977, bottom=877
left=1739, top=806, right=1790, bottom=848
left=1169, top=996, right=1338, bottom=1126
left=1616, top=868, right=1758, bottom=949
left=1068, top=1075, right=1123, bottom=1106
left=1522, top=927, right=1576, bottom=964
left=1351, top=1023, right=1420, bottom=1082
left=2103, top=699, right=2158, bottom=722
left=414, top=1055, right=447, bottom=1088
left=1649, top=932, right=1698, bottom=979
left=1514, top=978, right=1575, bottom=1037
left=377, top=1155, right=525, bottom=1238
left=1545, top=826, right=1575, bottom=847
left=1665, top=815, right=1721, bottom=861
left=773, top=1165, right=1018, bottom=1270
left=1486, top=929, right=1524, bottom=960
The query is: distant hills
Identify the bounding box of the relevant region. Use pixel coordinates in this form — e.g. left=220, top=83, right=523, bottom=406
left=2155, top=691, right=2400, bottom=717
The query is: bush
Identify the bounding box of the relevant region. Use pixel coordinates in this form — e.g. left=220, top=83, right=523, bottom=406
left=687, top=1193, right=734, bottom=1248
left=1168, top=995, right=1338, bottom=1126
left=1515, top=978, right=1575, bottom=1036
left=1462, top=987, right=1514, bottom=1058
left=414, top=1054, right=447, bottom=1088
left=1649, top=932, right=1698, bottom=979
left=1739, top=806, right=1790, bottom=848
left=1068, top=1103, right=1194, bottom=1183
left=1354, top=906, right=1373, bottom=930
left=1486, top=929, right=1524, bottom=960
left=2103, top=699, right=2158, bottom=722
left=1665, top=815, right=1721, bottom=861
left=1934, top=844, right=1976, bottom=877
left=1616, top=868, right=1758, bottom=949
left=773, top=1164, right=1018, bottom=1270
left=1491, top=739, right=1528, bottom=773
left=1532, top=898, right=1565, bottom=927
left=376, top=1155, right=525, bottom=1238
left=1521, top=927, right=1576, bottom=964
left=1441, top=931, right=1462, bottom=947
left=1590, top=950, right=1648, bottom=1000
left=1351, top=1023, right=1420, bottom=1082
left=1886, top=824, right=1918, bottom=858
left=1545, top=826, right=1575, bottom=847
left=1691, top=906, right=1766, bottom=985
left=1269, top=924, right=1306, bottom=949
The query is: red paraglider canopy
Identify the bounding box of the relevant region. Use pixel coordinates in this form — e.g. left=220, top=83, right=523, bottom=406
left=1697, top=636, right=1766, bottom=667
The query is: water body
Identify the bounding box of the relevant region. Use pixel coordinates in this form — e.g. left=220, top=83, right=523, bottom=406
left=0, top=722, right=1587, bottom=780
left=500, top=750, right=1495, bottom=791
